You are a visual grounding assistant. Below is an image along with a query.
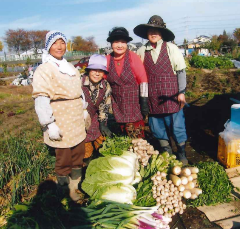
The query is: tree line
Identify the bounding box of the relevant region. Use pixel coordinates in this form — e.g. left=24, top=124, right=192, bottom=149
left=0, top=29, right=99, bottom=56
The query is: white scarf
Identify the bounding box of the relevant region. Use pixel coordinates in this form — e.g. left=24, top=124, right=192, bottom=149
left=42, top=50, right=76, bottom=76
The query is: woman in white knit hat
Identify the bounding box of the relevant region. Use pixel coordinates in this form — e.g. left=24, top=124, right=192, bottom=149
left=32, top=30, right=86, bottom=201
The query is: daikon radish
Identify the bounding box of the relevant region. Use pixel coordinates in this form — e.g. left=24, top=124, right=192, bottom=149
left=180, top=168, right=191, bottom=176
left=186, top=167, right=199, bottom=174
left=180, top=176, right=188, bottom=185
left=192, top=179, right=198, bottom=187
left=191, top=173, right=198, bottom=179
left=189, top=188, right=202, bottom=196
left=178, top=185, right=185, bottom=192
left=172, top=166, right=181, bottom=175
left=187, top=175, right=193, bottom=182
left=190, top=193, right=198, bottom=199
left=183, top=190, right=191, bottom=199
left=169, top=174, right=181, bottom=186
left=184, top=181, right=195, bottom=189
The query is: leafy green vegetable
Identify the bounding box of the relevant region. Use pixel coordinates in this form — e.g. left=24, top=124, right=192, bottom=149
left=187, top=161, right=234, bottom=207
left=81, top=152, right=138, bottom=203
left=99, top=135, right=131, bottom=156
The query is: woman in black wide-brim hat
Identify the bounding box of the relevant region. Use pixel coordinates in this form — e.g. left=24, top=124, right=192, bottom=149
left=134, top=15, right=188, bottom=165
left=105, top=27, right=149, bottom=138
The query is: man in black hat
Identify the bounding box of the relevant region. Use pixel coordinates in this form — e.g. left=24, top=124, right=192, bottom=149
left=134, top=15, right=188, bottom=165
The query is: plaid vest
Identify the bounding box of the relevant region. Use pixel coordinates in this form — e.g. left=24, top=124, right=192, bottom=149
left=82, top=76, right=106, bottom=142
left=107, top=50, right=143, bottom=123
left=144, top=42, right=180, bottom=114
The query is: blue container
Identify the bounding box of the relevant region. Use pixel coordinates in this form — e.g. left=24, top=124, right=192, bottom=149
left=231, top=104, right=240, bottom=126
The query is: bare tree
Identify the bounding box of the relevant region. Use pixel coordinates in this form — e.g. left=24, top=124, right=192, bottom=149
left=28, top=30, right=49, bottom=55
left=5, top=29, right=30, bottom=56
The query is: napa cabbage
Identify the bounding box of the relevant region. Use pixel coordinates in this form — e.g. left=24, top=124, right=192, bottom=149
left=81, top=152, right=140, bottom=203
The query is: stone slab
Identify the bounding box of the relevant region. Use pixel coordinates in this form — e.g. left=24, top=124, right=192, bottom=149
left=215, top=215, right=240, bottom=229
left=197, top=201, right=240, bottom=222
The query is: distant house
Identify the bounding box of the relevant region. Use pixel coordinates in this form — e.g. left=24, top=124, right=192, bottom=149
left=178, top=35, right=211, bottom=56
left=20, top=48, right=44, bottom=59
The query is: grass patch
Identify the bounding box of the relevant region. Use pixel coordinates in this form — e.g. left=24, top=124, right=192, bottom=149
left=0, top=133, right=55, bottom=214
left=0, top=93, right=11, bottom=99
left=185, top=91, right=197, bottom=98
left=201, top=92, right=221, bottom=100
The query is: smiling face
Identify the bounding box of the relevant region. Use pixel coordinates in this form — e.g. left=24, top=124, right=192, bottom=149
left=89, top=69, right=105, bottom=84
left=111, top=39, right=128, bottom=57
left=49, top=38, right=66, bottom=60
left=147, top=28, right=162, bottom=44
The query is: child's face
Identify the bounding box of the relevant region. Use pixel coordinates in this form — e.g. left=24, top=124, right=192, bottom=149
left=89, top=69, right=105, bottom=84
left=147, top=28, right=162, bottom=44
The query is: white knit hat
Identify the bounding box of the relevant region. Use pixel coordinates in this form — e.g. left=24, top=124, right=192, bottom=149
left=45, top=30, right=67, bottom=52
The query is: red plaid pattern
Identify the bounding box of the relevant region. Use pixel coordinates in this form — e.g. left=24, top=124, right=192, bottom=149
left=82, top=76, right=106, bottom=142
left=108, top=50, right=143, bottom=123
left=144, top=42, right=180, bottom=114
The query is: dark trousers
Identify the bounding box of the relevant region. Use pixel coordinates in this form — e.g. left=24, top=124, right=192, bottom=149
left=55, top=140, right=85, bottom=176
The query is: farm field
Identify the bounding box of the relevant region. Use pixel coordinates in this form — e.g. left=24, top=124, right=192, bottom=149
left=0, top=67, right=240, bottom=228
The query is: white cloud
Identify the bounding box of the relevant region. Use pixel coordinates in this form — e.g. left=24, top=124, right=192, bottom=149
left=0, top=0, right=239, bottom=48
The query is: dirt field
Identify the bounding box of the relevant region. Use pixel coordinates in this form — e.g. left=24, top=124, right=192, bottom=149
left=1, top=67, right=240, bottom=228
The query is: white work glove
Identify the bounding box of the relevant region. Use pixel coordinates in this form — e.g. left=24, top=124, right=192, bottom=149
left=84, top=110, right=91, bottom=130
left=35, top=96, right=55, bottom=126
left=47, top=122, right=62, bottom=141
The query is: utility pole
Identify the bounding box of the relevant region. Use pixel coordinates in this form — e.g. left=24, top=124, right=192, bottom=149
left=184, top=15, right=189, bottom=56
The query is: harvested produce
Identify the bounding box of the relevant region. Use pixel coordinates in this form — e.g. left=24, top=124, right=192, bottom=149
left=135, top=151, right=182, bottom=208
left=79, top=199, right=171, bottom=229
left=130, top=138, right=159, bottom=166
left=99, top=135, right=132, bottom=156
left=81, top=151, right=139, bottom=204
left=187, top=162, right=234, bottom=207
left=169, top=166, right=202, bottom=200
left=151, top=171, right=186, bottom=218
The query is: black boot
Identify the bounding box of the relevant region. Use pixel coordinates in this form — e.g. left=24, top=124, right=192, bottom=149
left=56, top=175, right=70, bottom=199
left=158, top=139, right=172, bottom=154
left=176, top=144, right=188, bottom=166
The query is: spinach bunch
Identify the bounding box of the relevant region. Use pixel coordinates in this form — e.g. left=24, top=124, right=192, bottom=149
left=187, top=161, right=234, bottom=207
left=99, top=135, right=131, bottom=156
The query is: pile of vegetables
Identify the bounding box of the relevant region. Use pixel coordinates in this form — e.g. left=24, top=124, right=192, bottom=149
left=134, top=152, right=182, bottom=208
left=152, top=171, right=186, bottom=218
left=129, top=138, right=159, bottom=166
left=76, top=199, right=171, bottom=229
left=81, top=136, right=235, bottom=228
left=169, top=166, right=202, bottom=200
left=186, top=162, right=234, bottom=207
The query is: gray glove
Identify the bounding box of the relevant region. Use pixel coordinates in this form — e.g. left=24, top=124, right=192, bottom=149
left=47, top=122, right=62, bottom=141
left=99, top=121, right=112, bottom=137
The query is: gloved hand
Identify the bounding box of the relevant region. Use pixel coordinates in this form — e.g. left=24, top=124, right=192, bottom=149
left=99, top=121, right=112, bottom=137
left=47, top=122, right=62, bottom=141
left=140, top=97, right=149, bottom=116
left=84, top=110, right=91, bottom=130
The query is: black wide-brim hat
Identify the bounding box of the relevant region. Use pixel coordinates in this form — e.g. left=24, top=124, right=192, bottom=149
left=133, top=15, right=175, bottom=42
left=107, top=27, right=133, bottom=43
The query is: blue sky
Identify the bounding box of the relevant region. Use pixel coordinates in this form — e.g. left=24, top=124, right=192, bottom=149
left=0, top=0, right=240, bottom=52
